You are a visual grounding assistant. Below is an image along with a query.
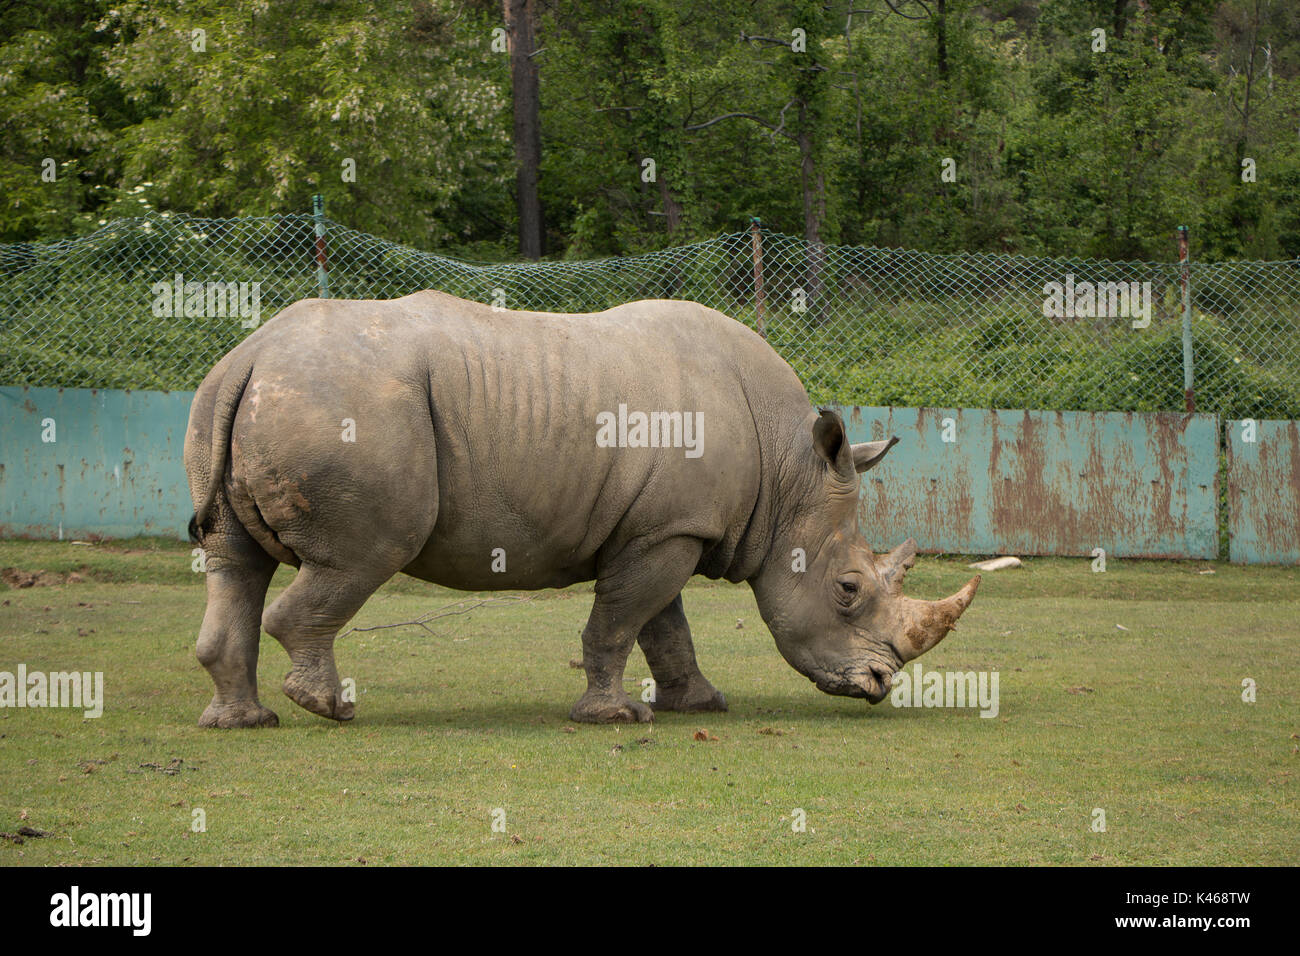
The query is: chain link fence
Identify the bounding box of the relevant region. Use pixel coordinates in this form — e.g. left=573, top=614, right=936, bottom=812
left=2, top=211, right=1298, bottom=420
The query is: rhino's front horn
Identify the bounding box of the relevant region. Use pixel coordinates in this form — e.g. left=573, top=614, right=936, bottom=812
left=893, top=575, right=981, bottom=663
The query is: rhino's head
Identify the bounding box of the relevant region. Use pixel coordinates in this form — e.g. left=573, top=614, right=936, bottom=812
left=752, top=408, right=980, bottom=704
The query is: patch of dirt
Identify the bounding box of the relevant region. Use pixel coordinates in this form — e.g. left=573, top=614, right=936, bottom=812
left=136, top=758, right=185, bottom=775
left=74, top=754, right=120, bottom=776
left=1, top=567, right=85, bottom=588
left=1, top=826, right=52, bottom=845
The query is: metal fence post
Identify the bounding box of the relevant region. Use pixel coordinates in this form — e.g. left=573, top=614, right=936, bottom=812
left=313, top=194, right=330, bottom=299
left=750, top=217, right=765, bottom=338
left=1178, top=225, right=1193, bottom=412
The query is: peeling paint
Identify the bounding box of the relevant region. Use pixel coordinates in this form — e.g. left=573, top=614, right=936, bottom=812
left=1227, top=419, right=1300, bottom=565
left=836, top=405, right=1220, bottom=559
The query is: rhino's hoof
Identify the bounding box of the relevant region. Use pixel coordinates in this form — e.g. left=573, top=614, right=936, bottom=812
left=569, top=695, right=655, bottom=724
left=199, top=699, right=280, bottom=729
left=283, top=670, right=354, bottom=722
left=651, top=681, right=728, bottom=713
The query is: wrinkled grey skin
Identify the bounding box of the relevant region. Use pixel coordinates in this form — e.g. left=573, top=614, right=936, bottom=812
left=185, top=291, right=978, bottom=727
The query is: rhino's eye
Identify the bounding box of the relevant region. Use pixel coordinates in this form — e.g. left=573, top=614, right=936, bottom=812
left=835, top=574, right=861, bottom=606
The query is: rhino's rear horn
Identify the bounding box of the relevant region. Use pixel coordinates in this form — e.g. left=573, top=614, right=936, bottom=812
left=895, top=575, right=981, bottom=662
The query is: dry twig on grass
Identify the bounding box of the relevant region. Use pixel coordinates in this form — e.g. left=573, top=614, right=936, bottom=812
left=337, top=595, right=534, bottom=640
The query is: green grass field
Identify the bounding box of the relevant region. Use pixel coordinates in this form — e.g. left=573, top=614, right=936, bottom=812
left=0, top=538, right=1296, bottom=866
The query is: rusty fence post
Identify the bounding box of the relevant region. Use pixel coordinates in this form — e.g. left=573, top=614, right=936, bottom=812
left=750, top=217, right=765, bottom=338
left=1178, top=225, right=1193, bottom=412
left=313, top=194, right=330, bottom=299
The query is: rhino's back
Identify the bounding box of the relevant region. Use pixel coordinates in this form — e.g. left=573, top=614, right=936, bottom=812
left=221, top=292, right=801, bottom=587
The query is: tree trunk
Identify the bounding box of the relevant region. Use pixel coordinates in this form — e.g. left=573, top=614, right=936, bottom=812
left=798, top=101, right=827, bottom=324
left=1112, top=0, right=1127, bottom=40
left=657, top=176, right=682, bottom=234
left=936, top=0, right=948, bottom=82
left=505, top=0, right=544, bottom=259
left=1236, top=0, right=1261, bottom=161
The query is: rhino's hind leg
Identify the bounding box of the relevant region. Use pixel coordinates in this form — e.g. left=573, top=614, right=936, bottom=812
left=571, top=537, right=703, bottom=724
left=637, top=594, right=728, bottom=713
left=262, top=564, right=388, bottom=722
left=196, top=529, right=279, bottom=728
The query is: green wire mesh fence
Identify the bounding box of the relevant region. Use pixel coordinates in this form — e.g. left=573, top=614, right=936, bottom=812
left=2, top=211, right=1298, bottom=419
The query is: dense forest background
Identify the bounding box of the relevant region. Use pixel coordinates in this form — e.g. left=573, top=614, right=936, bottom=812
left=3, top=0, right=1298, bottom=263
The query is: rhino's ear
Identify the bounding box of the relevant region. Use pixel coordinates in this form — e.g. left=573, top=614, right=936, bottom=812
left=851, top=436, right=899, bottom=474
left=812, top=408, right=854, bottom=474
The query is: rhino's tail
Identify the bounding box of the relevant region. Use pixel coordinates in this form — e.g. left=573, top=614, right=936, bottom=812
left=190, top=359, right=255, bottom=544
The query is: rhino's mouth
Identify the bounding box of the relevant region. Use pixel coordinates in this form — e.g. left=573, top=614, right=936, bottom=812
left=811, top=657, right=897, bottom=704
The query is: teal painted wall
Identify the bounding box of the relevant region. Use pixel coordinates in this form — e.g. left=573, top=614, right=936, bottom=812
left=834, top=406, right=1221, bottom=559
left=2, top=388, right=1295, bottom=563
left=0, top=387, right=194, bottom=539
left=1226, top=419, right=1300, bottom=565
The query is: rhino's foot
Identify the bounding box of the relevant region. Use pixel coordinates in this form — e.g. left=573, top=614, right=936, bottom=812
left=199, top=698, right=280, bottom=729
left=570, top=692, right=654, bottom=724
left=651, top=677, right=728, bottom=713
left=283, top=668, right=354, bottom=722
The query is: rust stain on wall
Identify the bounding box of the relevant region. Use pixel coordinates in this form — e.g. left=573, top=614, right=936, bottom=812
left=845, top=406, right=1219, bottom=559
left=1228, top=419, right=1300, bottom=564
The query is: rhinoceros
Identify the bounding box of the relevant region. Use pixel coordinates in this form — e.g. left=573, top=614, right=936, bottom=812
left=185, top=291, right=979, bottom=727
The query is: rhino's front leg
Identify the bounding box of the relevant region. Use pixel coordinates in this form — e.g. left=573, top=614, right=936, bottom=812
left=570, top=537, right=702, bottom=724
left=637, top=594, right=728, bottom=713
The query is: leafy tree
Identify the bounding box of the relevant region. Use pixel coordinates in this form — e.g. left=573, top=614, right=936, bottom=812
left=0, top=0, right=121, bottom=240
left=97, top=0, right=512, bottom=250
